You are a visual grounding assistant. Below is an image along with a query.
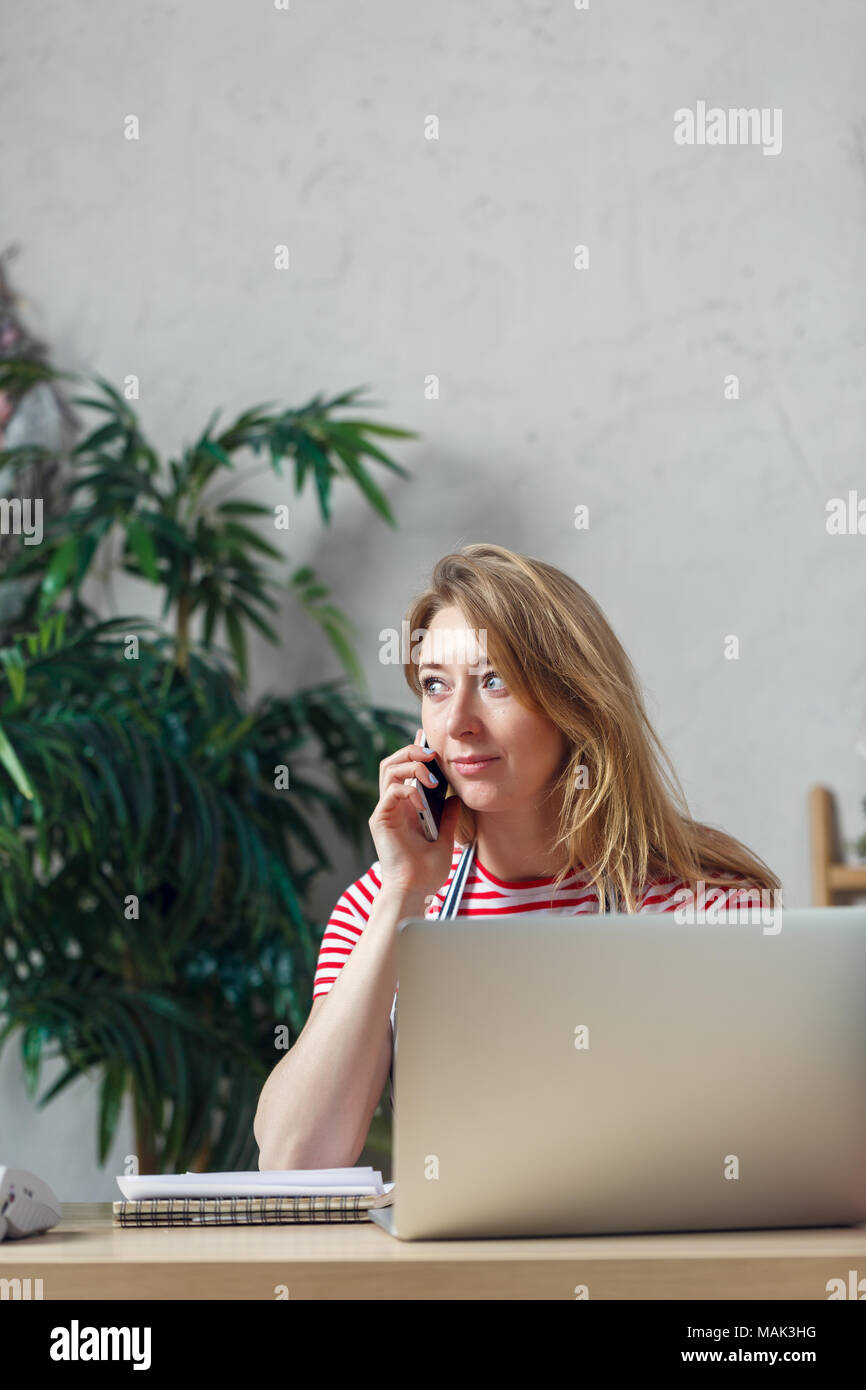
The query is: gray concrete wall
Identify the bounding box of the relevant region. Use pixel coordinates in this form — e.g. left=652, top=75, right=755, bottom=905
left=1, top=0, right=864, bottom=1198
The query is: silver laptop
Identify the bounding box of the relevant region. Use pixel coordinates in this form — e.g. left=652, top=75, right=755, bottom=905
left=368, top=906, right=866, bottom=1240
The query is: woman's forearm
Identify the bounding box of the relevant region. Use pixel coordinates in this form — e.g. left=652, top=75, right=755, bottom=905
left=253, top=884, right=426, bottom=1169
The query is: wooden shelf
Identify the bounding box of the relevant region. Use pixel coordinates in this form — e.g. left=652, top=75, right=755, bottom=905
left=809, top=786, right=866, bottom=905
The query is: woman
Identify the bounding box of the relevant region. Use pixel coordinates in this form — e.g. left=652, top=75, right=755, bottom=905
left=254, top=543, right=781, bottom=1170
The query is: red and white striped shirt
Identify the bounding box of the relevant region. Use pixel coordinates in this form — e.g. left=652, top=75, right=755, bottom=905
left=312, top=842, right=756, bottom=1000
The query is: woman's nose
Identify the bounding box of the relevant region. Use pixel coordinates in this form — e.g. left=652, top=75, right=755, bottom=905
left=446, top=704, right=483, bottom=738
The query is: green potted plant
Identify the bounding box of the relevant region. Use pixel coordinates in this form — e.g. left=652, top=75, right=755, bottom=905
left=0, top=355, right=418, bottom=1174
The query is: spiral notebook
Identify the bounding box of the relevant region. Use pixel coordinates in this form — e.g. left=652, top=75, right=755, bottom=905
left=113, top=1169, right=395, bottom=1227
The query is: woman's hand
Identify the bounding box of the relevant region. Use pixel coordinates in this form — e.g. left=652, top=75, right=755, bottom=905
left=369, top=727, right=463, bottom=899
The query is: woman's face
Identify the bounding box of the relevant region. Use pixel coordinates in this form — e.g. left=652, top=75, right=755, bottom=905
left=417, top=605, right=569, bottom=815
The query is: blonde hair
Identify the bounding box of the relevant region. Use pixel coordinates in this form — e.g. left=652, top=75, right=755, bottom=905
left=402, top=543, right=781, bottom=912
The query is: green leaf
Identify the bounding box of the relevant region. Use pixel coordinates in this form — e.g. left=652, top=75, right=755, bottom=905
left=68, top=395, right=123, bottom=415
left=0, top=720, right=34, bottom=798
left=71, top=420, right=126, bottom=455
left=197, top=439, right=234, bottom=470
left=331, top=418, right=418, bottom=443
left=221, top=521, right=284, bottom=562
left=324, top=419, right=413, bottom=476
left=0, top=647, right=27, bottom=705
left=90, top=373, right=135, bottom=414
left=231, top=598, right=279, bottom=645
left=98, top=1059, right=128, bottom=1163
left=317, top=615, right=365, bottom=688
left=295, top=438, right=333, bottom=523
left=21, top=1024, right=45, bottom=1097
left=223, top=570, right=280, bottom=613
left=195, top=409, right=224, bottom=446
left=202, top=593, right=220, bottom=646
left=224, top=607, right=247, bottom=685
left=126, top=520, right=160, bottom=583
left=146, top=514, right=197, bottom=553
left=0, top=361, right=70, bottom=391
left=0, top=442, right=54, bottom=470
left=39, top=536, right=78, bottom=605
left=71, top=531, right=102, bottom=591
left=36, top=1062, right=87, bottom=1107
left=214, top=500, right=273, bottom=518
left=329, top=441, right=396, bottom=525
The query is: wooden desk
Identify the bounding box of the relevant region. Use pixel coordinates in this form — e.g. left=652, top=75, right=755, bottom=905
left=2, top=1204, right=865, bottom=1299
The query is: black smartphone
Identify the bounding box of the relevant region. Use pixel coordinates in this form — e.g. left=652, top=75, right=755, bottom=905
left=407, top=731, right=449, bottom=841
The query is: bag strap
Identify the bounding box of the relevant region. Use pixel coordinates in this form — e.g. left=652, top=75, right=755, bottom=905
left=604, top=878, right=622, bottom=913
left=389, top=839, right=476, bottom=1108
left=437, top=839, right=476, bottom=919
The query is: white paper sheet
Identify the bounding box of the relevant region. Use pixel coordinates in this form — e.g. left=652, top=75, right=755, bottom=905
left=116, top=1168, right=393, bottom=1200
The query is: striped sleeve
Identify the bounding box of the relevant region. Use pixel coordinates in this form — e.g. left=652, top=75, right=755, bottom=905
left=635, top=871, right=774, bottom=913
left=312, top=859, right=383, bottom=1000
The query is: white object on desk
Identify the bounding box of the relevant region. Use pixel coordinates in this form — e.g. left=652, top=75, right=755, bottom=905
left=116, top=1168, right=394, bottom=1200
left=0, top=1166, right=61, bottom=1240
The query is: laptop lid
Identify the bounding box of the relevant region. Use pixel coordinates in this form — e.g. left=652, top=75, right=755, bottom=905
left=391, top=906, right=866, bottom=1239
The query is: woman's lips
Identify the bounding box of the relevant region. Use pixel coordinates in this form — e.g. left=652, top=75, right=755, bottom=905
left=451, top=756, right=499, bottom=775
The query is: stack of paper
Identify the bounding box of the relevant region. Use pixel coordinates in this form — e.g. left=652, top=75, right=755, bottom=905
left=116, top=1168, right=393, bottom=1200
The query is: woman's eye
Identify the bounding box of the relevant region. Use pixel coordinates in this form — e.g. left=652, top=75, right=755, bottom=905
left=421, top=671, right=505, bottom=694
